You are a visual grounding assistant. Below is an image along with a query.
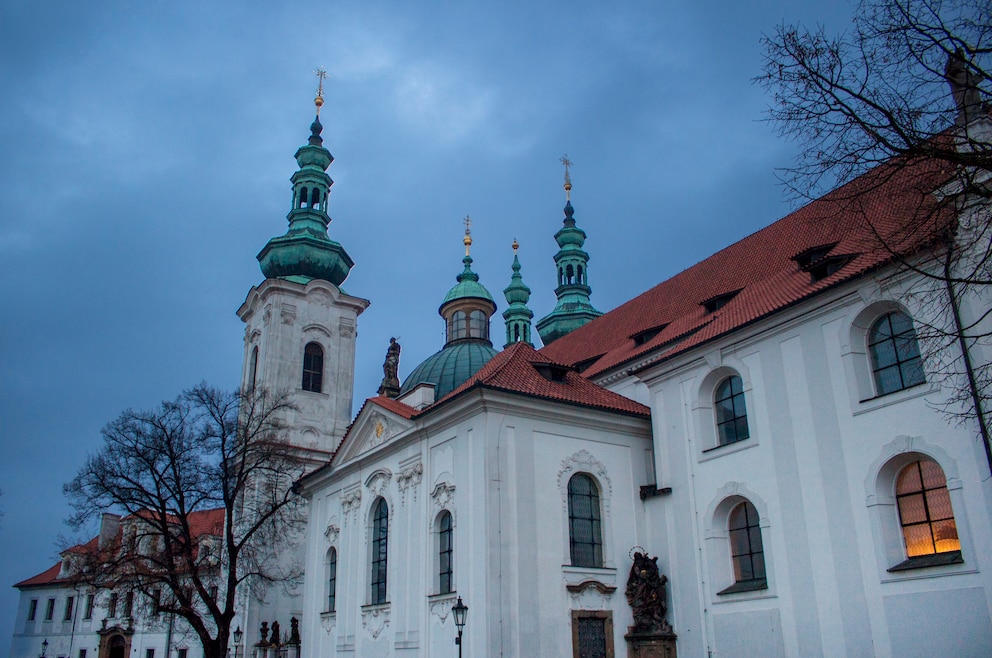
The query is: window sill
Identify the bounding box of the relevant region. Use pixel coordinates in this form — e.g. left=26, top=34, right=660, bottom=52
left=361, top=601, right=390, bottom=612
left=716, top=578, right=767, bottom=596
left=700, top=437, right=757, bottom=462
left=888, top=551, right=963, bottom=572
left=562, top=565, right=617, bottom=588
left=854, top=382, right=932, bottom=415
left=428, top=591, right=457, bottom=601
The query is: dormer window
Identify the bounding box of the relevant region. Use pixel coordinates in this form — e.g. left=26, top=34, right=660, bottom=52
left=534, top=362, right=571, bottom=382
left=791, top=243, right=838, bottom=269
left=630, top=323, right=669, bottom=346
left=701, top=290, right=742, bottom=314
left=806, top=254, right=856, bottom=284
left=574, top=354, right=605, bottom=374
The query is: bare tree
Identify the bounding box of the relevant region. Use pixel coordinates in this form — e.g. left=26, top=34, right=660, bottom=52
left=64, top=384, right=306, bottom=658
left=758, top=0, right=992, bottom=471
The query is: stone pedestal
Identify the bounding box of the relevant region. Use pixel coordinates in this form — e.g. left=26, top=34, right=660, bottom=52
left=625, top=628, right=677, bottom=658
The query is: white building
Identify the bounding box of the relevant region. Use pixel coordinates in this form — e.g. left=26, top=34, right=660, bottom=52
left=291, top=110, right=992, bottom=655
left=10, top=510, right=226, bottom=658
left=11, top=89, right=992, bottom=657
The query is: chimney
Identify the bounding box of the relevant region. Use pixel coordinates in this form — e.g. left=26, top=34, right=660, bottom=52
left=98, top=512, right=121, bottom=550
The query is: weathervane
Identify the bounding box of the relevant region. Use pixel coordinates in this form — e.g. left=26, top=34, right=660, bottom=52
left=463, top=215, right=473, bottom=256
left=313, top=67, right=328, bottom=115
left=560, top=154, right=573, bottom=200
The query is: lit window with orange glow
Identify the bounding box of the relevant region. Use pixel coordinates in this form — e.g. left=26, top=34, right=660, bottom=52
left=896, top=460, right=960, bottom=557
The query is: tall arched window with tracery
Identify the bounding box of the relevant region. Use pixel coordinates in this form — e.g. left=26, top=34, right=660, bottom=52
left=370, top=499, right=388, bottom=604
left=896, top=460, right=960, bottom=559
left=437, top=511, right=453, bottom=594
left=715, top=375, right=749, bottom=445
left=568, top=473, right=603, bottom=568
left=325, top=547, right=337, bottom=613
left=302, top=342, right=323, bottom=393
left=869, top=311, right=925, bottom=395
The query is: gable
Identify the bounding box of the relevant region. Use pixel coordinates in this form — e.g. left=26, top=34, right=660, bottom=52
left=333, top=400, right=416, bottom=465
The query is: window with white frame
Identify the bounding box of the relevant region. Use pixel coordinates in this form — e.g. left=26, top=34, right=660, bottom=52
left=568, top=473, right=603, bottom=568
left=370, top=498, right=388, bottom=604
left=717, top=500, right=767, bottom=595
left=889, top=459, right=962, bottom=571
left=868, top=311, right=925, bottom=396
left=326, top=547, right=337, bottom=612
left=714, top=375, right=749, bottom=446
left=437, top=511, right=454, bottom=594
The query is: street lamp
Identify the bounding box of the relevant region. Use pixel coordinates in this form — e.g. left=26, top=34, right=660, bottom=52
left=232, top=627, right=243, bottom=658
left=41, top=640, right=48, bottom=658
left=452, top=597, right=468, bottom=658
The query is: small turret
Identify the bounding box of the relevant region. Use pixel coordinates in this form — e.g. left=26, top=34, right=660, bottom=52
left=503, top=240, right=534, bottom=347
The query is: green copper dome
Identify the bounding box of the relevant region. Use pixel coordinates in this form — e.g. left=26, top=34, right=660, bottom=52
left=399, top=341, right=498, bottom=400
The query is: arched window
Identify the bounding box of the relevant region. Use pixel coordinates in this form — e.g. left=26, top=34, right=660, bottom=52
left=869, top=311, right=925, bottom=395
left=568, top=473, right=603, bottom=568
left=449, top=310, right=467, bottom=341
left=438, top=511, right=453, bottom=594
left=578, top=265, right=584, bottom=284
left=248, top=345, right=258, bottom=389
left=896, top=460, right=960, bottom=558
left=299, top=187, right=308, bottom=208
left=469, top=310, right=487, bottom=339
left=325, top=547, right=337, bottom=613
left=310, top=187, right=320, bottom=208
left=302, top=342, right=323, bottom=393
left=719, top=500, right=766, bottom=594
left=370, top=499, right=388, bottom=604
left=566, top=264, right=575, bottom=284
left=715, top=375, right=749, bottom=445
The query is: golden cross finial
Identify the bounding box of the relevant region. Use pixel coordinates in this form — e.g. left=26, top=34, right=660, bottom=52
left=313, top=67, right=328, bottom=115
left=463, top=215, right=473, bottom=256
left=560, top=154, right=573, bottom=200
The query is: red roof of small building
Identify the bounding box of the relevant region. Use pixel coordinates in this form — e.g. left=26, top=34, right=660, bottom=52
left=14, top=508, right=226, bottom=589
left=540, top=156, right=950, bottom=377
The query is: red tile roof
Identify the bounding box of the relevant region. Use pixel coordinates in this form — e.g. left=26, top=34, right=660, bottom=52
left=540, top=156, right=950, bottom=377
left=367, top=395, right=417, bottom=419
left=440, top=342, right=651, bottom=417
left=15, top=508, right=226, bottom=589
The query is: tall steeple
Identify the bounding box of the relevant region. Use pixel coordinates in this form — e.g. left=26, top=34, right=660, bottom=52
left=503, top=239, right=534, bottom=347
left=257, top=68, right=355, bottom=287
left=536, top=156, right=602, bottom=345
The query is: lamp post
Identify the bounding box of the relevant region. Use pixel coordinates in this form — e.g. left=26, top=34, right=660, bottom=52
left=452, top=597, right=467, bottom=658
left=41, top=639, right=48, bottom=658
left=233, top=627, right=243, bottom=658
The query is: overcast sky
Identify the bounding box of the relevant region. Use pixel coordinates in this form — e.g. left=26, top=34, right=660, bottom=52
left=0, top=0, right=857, bottom=644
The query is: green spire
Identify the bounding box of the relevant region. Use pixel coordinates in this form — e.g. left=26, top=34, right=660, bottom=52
left=256, top=74, right=354, bottom=287
left=536, top=159, right=601, bottom=345
left=503, top=240, right=534, bottom=347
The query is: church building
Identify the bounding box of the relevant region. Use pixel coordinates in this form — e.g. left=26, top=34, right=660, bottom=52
left=10, top=79, right=992, bottom=658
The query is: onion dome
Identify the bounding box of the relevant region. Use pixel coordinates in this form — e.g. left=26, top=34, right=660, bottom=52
left=256, top=76, right=354, bottom=287
left=400, top=221, right=498, bottom=400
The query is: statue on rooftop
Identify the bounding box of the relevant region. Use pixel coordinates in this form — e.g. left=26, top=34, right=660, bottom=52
left=377, top=337, right=401, bottom=398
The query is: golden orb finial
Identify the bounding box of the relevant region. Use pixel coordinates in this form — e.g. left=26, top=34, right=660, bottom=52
left=560, top=154, right=573, bottom=201
left=512, top=238, right=519, bottom=253
left=463, top=215, right=473, bottom=256
left=313, top=67, right=328, bottom=115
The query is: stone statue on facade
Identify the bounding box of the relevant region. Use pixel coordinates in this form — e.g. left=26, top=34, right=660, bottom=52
left=624, top=550, right=677, bottom=657
left=626, top=551, right=671, bottom=633
left=377, top=337, right=401, bottom=398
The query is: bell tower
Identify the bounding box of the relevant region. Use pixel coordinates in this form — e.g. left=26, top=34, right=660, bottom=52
left=237, top=70, right=369, bottom=459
